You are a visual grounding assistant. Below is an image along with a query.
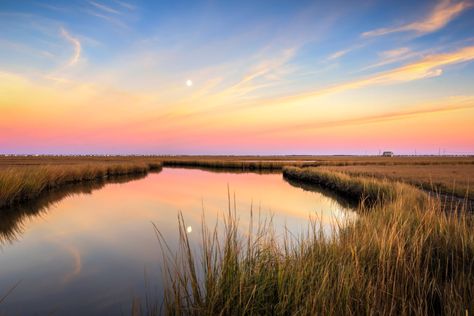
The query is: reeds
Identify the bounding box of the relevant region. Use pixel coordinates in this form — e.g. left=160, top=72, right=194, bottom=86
left=155, top=168, right=474, bottom=315
left=322, top=164, right=474, bottom=199
left=0, top=162, right=162, bottom=209
left=0, top=172, right=149, bottom=245
left=162, top=159, right=317, bottom=171
left=282, top=166, right=429, bottom=208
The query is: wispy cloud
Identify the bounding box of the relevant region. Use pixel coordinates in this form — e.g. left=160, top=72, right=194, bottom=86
left=327, top=49, right=352, bottom=61
left=88, top=1, right=121, bottom=15
left=84, top=9, right=128, bottom=29
left=43, top=75, right=73, bottom=84
left=268, top=96, right=474, bottom=133
left=327, top=44, right=365, bottom=61
left=120, top=47, right=300, bottom=122
left=113, top=0, right=136, bottom=11
left=358, top=47, right=421, bottom=71
left=189, top=47, right=298, bottom=101
left=380, top=47, right=412, bottom=59
left=276, top=45, right=474, bottom=103
left=58, top=242, right=82, bottom=284
left=0, top=38, right=55, bottom=60
left=229, top=48, right=297, bottom=92
left=36, top=3, right=70, bottom=13
left=60, top=27, right=81, bottom=67
left=132, top=45, right=474, bottom=120
left=362, top=0, right=471, bottom=37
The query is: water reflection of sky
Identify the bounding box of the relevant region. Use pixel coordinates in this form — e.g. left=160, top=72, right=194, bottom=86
left=0, top=168, right=355, bottom=315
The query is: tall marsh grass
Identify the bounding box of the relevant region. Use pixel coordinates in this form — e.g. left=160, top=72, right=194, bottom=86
left=282, top=166, right=428, bottom=208
left=0, top=172, right=149, bottom=245
left=0, top=162, right=161, bottom=209
left=155, top=168, right=474, bottom=315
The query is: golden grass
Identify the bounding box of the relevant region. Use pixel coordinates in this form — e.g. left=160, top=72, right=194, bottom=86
left=1, top=156, right=472, bottom=313
left=0, top=172, right=149, bottom=245
left=2, top=155, right=472, bottom=169
left=157, top=155, right=474, bottom=167
left=158, top=156, right=474, bottom=198
left=161, top=159, right=317, bottom=170
left=0, top=162, right=161, bottom=209
left=155, top=168, right=474, bottom=315
left=322, top=164, right=473, bottom=199
left=283, top=166, right=427, bottom=207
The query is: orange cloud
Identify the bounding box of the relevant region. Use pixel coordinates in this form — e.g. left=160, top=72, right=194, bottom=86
left=363, top=0, right=471, bottom=37
left=359, top=48, right=419, bottom=71
left=262, top=45, right=474, bottom=107
left=380, top=47, right=412, bottom=59
left=267, top=96, right=474, bottom=133
left=94, top=41, right=474, bottom=139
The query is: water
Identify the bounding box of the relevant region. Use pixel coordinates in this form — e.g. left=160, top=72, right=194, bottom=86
left=0, top=168, right=355, bottom=315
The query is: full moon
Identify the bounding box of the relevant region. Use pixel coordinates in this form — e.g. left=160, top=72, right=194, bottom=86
left=186, top=79, right=193, bottom=87
left=186, top=226, right=192, bottom=233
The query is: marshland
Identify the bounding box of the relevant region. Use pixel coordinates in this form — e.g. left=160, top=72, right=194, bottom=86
left=2, top=0, right=474, bottom=314
left=0, top=155, right=473, bottom=315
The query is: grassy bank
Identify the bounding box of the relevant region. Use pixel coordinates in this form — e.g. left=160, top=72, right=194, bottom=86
left=161, top=159, right=317, bottom=171
left=1, top=155, right=473, bottom=198
left=161, top=157, right=474, bottom=199
left=282, top=166, right=428, bottom=207
left=0, top=162, right=162, bottom=209
left=158, top=155, right=474, bottom=169
left=157, top=168, right=473, bottom=315
left=2, top=155, right=473, bottom=169
left=322, top=164, right=473, bottom=199
left=0, top=173, right=149, bottom=245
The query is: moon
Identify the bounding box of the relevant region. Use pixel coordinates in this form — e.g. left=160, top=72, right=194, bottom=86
left=186, top=226, right=192, bottom=233
left=186, top=79, right=193, bottom=87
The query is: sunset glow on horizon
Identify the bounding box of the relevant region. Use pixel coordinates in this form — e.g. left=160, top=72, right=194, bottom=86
left=1, top=0, right=474, bottom=155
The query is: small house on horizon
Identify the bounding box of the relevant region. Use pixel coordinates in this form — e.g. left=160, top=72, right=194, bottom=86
left=382, top=151, right=394, bottom=157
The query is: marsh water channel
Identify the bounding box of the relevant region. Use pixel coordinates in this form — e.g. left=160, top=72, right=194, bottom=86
left=0, top=167, right=356, bottom=315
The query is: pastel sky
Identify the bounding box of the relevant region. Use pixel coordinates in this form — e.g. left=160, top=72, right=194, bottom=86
left=1, top=0, right=473, bottom=155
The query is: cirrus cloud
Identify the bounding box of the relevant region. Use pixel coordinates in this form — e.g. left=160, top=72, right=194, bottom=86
left=267, top=45, right=474, bottom=105
left=363, top=0, right=471, bottom=37
left=60, top=27, right=81, bottom=67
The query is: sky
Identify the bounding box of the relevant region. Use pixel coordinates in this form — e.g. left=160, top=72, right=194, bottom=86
left=0, top=0, right=473, bottom=155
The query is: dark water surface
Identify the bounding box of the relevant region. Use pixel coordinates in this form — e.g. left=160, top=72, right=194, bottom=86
left=0, top=168, right=355, bottom=315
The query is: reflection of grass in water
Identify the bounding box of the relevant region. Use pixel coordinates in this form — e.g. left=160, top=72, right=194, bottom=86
left=163, top=165, right=281, bottom=175
left=0, top=173, right=149, bottom=246
left=151, top=169, right=474, bottom=315
left=282, top=176, right=357, bottom=210
left=283, top=166, right=428, bottom=208
left=0, top=162, right=162, bottom=209
left=162, top=159, right=318, bottom=171
left=0, top=281, right=21, bottom=306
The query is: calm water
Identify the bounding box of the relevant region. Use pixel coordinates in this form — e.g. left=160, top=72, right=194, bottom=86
left=0, top=168, right=355, bottom=315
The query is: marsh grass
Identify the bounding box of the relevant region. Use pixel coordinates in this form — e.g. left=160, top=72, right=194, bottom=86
left=162, top=159, right=317, bottom=171
left=282, top=166, right=428, bottom=209
left=154, top=168, right=474, bottom=315
left=322, top=164, right=473, bottom=200
left=0, top=162, right=161, bottom=209
left=0, top=173, right=149, bottom=245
